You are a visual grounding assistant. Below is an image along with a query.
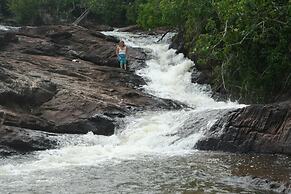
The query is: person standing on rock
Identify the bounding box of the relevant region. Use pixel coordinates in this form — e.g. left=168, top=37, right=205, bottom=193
left=116, top=40, right=128, bottom=70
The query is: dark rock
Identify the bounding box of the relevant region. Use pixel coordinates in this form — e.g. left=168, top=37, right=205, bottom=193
left=0, top=78, right=58, bottom=108
left=191, top=68, right=211, bottom=85
left=22, top=43, right=60, bottom=56
left=189, top=52, right=215, bottom=72
left=89, top=31, right=119, bottom=43
left=0, top=32, right=18, bottom=48
left=78, top=49, right=118, bottom=67
left=46, top=31, right=72, bottom=42
left=188, top=52, right=198, bottom=65
left=169, top=31, right=186, bottom=55
left=0, top=126, right=57, bottom=153
left=118, top=25, right=141, bottom=32
left=191, top=67, right=228, bottom=101
left=127, top=48, right=147, bottom=70
left=196, top=101, right=291, bottom=155
left=54, top=114, right=115, bottom=136
left=94, top=25, right=114, bottom=31
left=17, top=26, right=49, bottom=37
left=1, top=109, right=55, bottom=131
left=210, top=86, right=228, bottom=102
left=0, top=145, right=17, bottom=156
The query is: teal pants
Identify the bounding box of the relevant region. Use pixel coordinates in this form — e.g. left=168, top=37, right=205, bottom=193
left=118, top=54, right=126, bottom=69
left=118, top=54, right=127, bottom=69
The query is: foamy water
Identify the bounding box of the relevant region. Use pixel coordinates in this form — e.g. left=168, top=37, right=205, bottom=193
left=0, top=25, right=20, bottom=32
left=2, top=30, right=284, bottom=194
left=0, top=31, right=245, bottom=173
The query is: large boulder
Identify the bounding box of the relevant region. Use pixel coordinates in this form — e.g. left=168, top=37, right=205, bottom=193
left=0, top=125, right=57, bottom=155
left=191, top=68, right=211, bottom=85
left=169, top=31, right=186, bottom=55
left=196, top=101, right=291, bottom=155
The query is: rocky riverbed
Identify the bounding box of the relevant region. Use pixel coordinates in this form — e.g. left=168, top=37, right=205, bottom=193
left=0, top=24, right=290, bottom=159
left=0, top=25, right=182, bottom=155
left=0, top=25, right=290, bottom=193
left=170, top=31, right=291, bottom=156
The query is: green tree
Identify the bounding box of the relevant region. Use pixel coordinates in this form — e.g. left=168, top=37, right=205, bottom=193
left=8, top=0, right=42, bottom=24
left=126, top=0, right=147, bottom=24
left=8, top=0, right=84, bottom=25
left=0, top=0, right=11, bottom=17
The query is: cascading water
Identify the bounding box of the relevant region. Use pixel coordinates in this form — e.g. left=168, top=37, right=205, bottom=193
left=0, top=29, right=290, bottom=194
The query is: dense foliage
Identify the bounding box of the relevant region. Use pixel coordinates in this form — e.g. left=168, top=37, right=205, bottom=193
left=138, top=0, right=291, bottom=103
left=0, top=0, right=11, bottom=17
left=6, top=0, right=85, bottom=24
left=2, top=0, right=144, bottom=26
left=86, top=0, right=146, bottom=26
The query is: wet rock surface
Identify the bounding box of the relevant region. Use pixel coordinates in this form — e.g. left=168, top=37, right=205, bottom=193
left=169, top=31, right=186, bottom=55
left=0, top=25, right=183, bottom=154
left=196, top=101, right=291, bottom=155
left=0, top=31, right=18, bottom=48
left=0, top=125, right=57, bottom=156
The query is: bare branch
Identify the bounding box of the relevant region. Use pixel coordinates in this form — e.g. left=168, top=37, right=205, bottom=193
left=157, top=29, right=171, bottom=43
left=73, top=8, right=91, bottom=25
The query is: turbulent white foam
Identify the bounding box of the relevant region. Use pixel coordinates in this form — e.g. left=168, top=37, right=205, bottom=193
left=0, top=31, right=245, bottom=174
left=0, top=26, right=9, bottom=31
left=138, top=45, right=214, bottom=108
left=104, top=31, right=244, bottom=109
left=0, top=110, right=205, bottom=174
left=103, top=31, right=166, bottom=48
left=0, top=25, right=20, bottom=31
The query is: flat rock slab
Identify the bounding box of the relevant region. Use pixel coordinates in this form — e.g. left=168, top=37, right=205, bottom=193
left=196, top=101, right=291, bottom=155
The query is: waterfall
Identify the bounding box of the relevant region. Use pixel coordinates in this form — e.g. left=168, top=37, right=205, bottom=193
left=1, top=29, right=288, bottom=194
left=0, top=31, right=244, bottom=173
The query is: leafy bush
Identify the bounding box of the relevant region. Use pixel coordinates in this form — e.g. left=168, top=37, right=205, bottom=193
left=8, top=0, right=41, bottom=24
left=86, top=0, right=127, bottom=26
left=8, top=0, right=84, bottom=25
left=0, top=0, right=11, bottom=17
left=7, top=0, right=143, bottom=26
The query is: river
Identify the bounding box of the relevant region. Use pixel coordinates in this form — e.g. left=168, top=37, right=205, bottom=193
left=0, top=30, right=290, bottom=193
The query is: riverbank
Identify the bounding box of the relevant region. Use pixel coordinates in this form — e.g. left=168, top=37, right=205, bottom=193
left=170, top=31, right=291, bottom=156
left=169, top=31, right=291, bottom=104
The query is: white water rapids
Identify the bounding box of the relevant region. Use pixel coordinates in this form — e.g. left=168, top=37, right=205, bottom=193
left=0, top=30, right=244, bottom=172
left=3, top=29, right=289, bottom=194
